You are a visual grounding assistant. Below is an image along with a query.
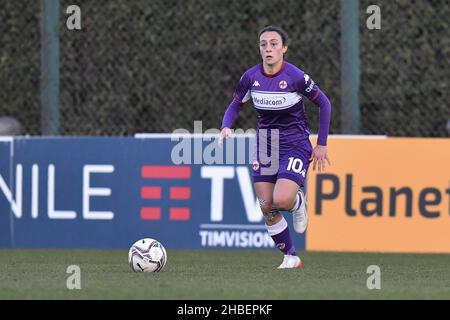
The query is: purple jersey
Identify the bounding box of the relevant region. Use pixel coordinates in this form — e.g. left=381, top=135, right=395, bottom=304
left=233, top=61, right=320, bottom=145
left=222, top=60, right=331, bottom=186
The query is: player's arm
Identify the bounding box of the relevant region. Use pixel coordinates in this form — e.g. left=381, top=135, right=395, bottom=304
left=298, top=73, right=332, bottom=172
left=219, top=73, right=251, bottom=145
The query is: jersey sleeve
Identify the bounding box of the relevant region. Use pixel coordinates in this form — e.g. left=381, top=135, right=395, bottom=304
left=233, top=71, right=252, bottom=103
left=294, top=68, right=332, bottom=146
left=295, top=71, right=321, bottom=102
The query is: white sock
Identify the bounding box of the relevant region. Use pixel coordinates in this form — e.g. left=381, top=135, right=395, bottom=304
left=265, top=216, right=288, bottom=236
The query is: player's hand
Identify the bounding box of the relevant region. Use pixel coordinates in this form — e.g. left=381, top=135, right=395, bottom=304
left=218, top=127, right=232, bottom=147
left=309, top=144, right=331, bottom=172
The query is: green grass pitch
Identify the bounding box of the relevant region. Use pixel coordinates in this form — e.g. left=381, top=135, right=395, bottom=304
left=1, top=249, right=450, bottom=299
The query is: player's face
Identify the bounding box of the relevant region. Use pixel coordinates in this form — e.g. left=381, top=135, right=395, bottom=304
left=259, top=31, right=287, bottom=66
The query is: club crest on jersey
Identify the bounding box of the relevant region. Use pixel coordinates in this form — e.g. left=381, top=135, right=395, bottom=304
left=252, top=160, right=260, bottom=171
left=279, top=80, right=287, bottom=89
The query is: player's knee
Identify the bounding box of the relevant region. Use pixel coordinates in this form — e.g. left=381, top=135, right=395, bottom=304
left=258, top=198, right=273, bottom=214
left=273, top=195, right=294, bottom=211
left=263, top=207, right=281, bottom=223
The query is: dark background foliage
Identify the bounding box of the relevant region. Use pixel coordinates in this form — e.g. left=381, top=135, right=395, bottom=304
left=0, top=0, right=448, bottom=136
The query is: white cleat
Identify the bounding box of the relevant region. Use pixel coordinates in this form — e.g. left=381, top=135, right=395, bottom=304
left=292, top=189, right=308, bottom=234
left=277, top=255, right=302, bottom=269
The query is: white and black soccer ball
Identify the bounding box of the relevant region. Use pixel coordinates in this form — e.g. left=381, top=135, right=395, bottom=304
left=128, top=238, right=167, bottom=272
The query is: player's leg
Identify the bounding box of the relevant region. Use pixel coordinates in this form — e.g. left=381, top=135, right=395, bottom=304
left=252, top=136, right=281, bottom=227
left=255, top=181, right=300, bottom=268
left=269, top=179, right=302, bottom=268
left=253, top=131, right=300, bottom=267
left=254, top=182, right=279, bottom=225
left=275, top=145, right=311, bottom=234
left=273, top=177, right=307, bottom=232
left=273, top=178, right=300, bottom=212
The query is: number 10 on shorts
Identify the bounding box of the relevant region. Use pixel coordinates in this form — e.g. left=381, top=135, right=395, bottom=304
left=287, top=157, right=306, bottom=178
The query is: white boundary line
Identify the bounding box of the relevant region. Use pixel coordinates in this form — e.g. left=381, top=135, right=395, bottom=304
left=323, top=134, right=387, bottom=139
left=135, top=133, right=387, bottom=139
left=2, top=134, right=387, bottom=140
left=200, top=224, right=267, bottom=230
left=134, top=133, right=255, bottom=139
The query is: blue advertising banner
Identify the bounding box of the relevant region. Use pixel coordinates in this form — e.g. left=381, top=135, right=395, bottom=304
left=0, top=136, right=306, bottom=250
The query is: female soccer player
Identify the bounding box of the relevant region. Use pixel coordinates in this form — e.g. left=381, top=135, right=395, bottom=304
left=219, top=25, right=332, bottom=269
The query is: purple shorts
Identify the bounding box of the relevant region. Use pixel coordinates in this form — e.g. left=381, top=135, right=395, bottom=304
left=252, top=139, right=313, bottom=187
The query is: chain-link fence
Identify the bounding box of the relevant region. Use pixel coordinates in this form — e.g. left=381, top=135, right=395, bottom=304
left=0, top=0, right=448, bottom=136
left=0, top=1, right=41, bottom=134
left=360, top=0, right=449, bottom=136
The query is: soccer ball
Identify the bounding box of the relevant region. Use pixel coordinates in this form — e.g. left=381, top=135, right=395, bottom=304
left=128, top=238, right=167, bottom=272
